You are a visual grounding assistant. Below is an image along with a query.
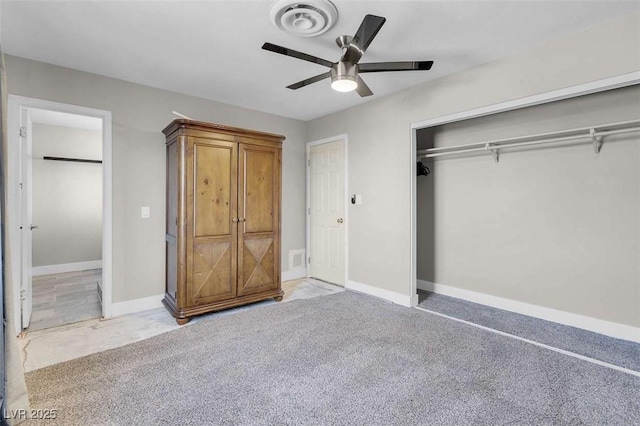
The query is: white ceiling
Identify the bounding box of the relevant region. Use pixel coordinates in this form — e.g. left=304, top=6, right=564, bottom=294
left=3, top=1, right=639, bottom=121
left=29, top=108, right=102, bottom=131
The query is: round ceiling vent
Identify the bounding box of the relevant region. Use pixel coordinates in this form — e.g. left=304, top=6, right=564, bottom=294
left=270, top=0, right=338, bottom=38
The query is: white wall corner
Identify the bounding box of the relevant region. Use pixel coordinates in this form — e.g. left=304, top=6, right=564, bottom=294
left=109, top=294, right=164, bottom=318
left=417, top=280, right=640, bottom=343
left=347, top=280, right=414, bottom=307
left=32, top=260, right=102, bottom=276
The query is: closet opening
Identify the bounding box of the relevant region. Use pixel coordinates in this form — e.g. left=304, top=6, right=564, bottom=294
left=410, top=80, right=640, bottom=342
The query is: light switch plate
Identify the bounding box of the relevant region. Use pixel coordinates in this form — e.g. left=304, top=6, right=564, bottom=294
left=141, top=206, right=150, bottom=219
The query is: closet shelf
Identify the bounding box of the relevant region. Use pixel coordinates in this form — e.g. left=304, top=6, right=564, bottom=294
left=416, top=118, right=640, bottom=162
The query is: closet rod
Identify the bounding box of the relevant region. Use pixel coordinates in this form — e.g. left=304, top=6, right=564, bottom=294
left=420, top=127, right=585, bottom=155
left=417, top=118, right=640, bottom=155
left=422, top=134, right=589, bottom=159
left=43, top=156, right=102, bottom=164
left=420, top=126, right=640, bottom=159
left=417, top=119, right=640, bottom=160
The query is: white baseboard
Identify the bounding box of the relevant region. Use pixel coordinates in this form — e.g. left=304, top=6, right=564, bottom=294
left=282, top=268, right=307, bottom=282
left=32, top=260, right=102, bottom=276
left=417, top=280, right=640, bottom=343
left=110, top=294, right=164, bottom=317
left=347, top=280, right=414, bottom=307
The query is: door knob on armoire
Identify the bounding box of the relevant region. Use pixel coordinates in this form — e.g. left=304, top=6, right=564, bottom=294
left=232, top=218, right=239, bottom=223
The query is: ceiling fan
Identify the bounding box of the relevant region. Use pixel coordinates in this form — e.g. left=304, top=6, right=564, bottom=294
left=262, top=14, right=434, bottom=97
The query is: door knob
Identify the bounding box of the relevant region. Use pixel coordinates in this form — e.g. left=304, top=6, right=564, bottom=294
left=337, top=218, right=344, bottom=224
left=239, top=218, right=246, bottom=222
left=232, top=218, right=239, bottom=223
left=30, top=225, right=39, bottom=230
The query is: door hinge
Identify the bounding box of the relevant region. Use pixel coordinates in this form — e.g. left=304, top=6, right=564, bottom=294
left=19, top=288, right=26, bottom=301
left=19, top=127, right=27, bottom=138
left=308, top=256, right=311, bottom=264
left=308, top=207, right=310, bottom=215
left=308, top=159, right=310, bottom=166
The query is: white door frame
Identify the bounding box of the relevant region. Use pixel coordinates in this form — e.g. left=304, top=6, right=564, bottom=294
left=19, top=107, right=33, bottom=328
left=7, top=95, right=114, bottom=331
left=306, top=134, right=349, bottom=286
left=409, top=71, right=640, bottom=307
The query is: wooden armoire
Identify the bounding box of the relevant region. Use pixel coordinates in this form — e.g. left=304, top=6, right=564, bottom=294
left=162, top=119, right=284, bottom=324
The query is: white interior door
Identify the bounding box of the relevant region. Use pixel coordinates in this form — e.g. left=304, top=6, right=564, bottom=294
left=20, top=108, right=33, bottom=329
left=309, top=140, right=345, bottom=286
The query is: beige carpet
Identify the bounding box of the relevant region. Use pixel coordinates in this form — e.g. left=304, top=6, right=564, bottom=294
left=25, top=291, right=640, bottom=425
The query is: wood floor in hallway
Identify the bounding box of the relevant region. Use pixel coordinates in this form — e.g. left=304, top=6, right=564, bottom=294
left=28, top=269, right=102, bottom=332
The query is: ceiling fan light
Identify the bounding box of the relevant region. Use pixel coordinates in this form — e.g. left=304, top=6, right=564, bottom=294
left=331, top=76, right=357, bottom=92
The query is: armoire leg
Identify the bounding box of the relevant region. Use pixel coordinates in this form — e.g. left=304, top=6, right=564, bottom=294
left=274, top=296, right=283, bottom=302
left=176, top=317, right=190, bottom=325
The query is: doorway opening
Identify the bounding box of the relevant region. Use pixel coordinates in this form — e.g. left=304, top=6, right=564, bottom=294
left=306, top=135, right=348, bottom=287
left=7, top=96, right=113, bottom=334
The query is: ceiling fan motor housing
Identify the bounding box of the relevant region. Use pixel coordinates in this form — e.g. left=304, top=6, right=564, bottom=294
left=269, top=0, right=338, bottom=37
left=331, top=61, right=356, bottom=80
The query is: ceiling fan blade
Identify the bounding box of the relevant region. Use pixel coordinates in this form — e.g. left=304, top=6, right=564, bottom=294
left=342, top=14, right=386, bottom=64
left=262, top=42, right=334, bottom=68
left=356, top=75, right=373, bottom=97
left=287, top=72, right=331, bottom=90
left=359, top=61, right=434, bottom=73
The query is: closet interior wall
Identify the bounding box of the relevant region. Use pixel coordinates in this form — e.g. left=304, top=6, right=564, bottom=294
left=416, top=85, right=640, bottom=328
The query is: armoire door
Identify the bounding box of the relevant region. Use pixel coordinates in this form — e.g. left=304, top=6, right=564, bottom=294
left=186, top=137, right=238, bottom=306
left=237, top=143, right=281, bottom=296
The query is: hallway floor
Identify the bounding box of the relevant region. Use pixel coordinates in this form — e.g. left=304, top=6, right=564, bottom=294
left=19, top=277, right=343, bottom=372
left=28, top=269, right=102, bottom=332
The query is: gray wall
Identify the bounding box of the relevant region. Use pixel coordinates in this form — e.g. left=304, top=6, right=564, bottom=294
left=417, top=86, right=640, bottom=327
left=32, top=123, right=102, bottom=267
left=6, top=55, right=307, bottom=303
left=306, top=12, right=640, bottom=325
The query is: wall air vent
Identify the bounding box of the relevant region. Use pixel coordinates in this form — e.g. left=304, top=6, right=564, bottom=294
left=269, top=0, right=338, bottom=37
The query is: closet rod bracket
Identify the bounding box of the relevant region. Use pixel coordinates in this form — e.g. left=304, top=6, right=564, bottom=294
left=590, top=128, right=603, bottom=155
left=485, top=143, right=499, bottom=163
